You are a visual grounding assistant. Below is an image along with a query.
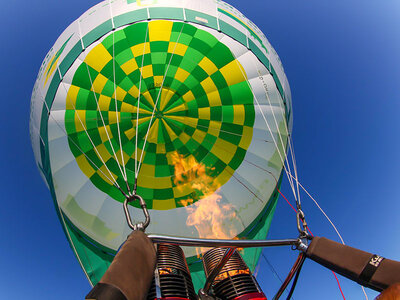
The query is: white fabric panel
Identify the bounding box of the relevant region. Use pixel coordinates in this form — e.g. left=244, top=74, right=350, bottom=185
left=78, top=2, right=112, bottom=40
left=185, top=0, right=217, bottom=17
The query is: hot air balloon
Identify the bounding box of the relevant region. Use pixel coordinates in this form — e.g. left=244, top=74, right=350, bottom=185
left=30, top=0, right=292, bottom=290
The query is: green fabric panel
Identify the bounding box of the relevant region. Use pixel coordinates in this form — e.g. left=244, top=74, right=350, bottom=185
left=218, top=8, right=268, bottom=55
left=83, top=20, right=114, bottom=48
left=45, top=71, right=61, bottom=108
left=114, top=9, right=148, bottom=28
left=219, top=20, right=247, bottom=46
left=59, top=42, right=84, bottom=75
left=241, top=196, right=278, bottom=271
left=249, top=38, right=266, bottom=67
left=149, top=7, right=184, bottom=20
left=63, top=214, right=114, bottom=285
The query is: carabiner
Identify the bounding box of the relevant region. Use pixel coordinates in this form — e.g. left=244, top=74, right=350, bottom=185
left=123, top=194, right=150, bottom=231
left=296, top=209, right=311, bottom=239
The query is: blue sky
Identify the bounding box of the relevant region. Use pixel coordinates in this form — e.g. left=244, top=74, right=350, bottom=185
left=0, top=0, right=399, bottom=299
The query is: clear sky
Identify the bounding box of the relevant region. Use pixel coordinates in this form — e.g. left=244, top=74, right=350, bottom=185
left=0, top=0, right=399, bottom=299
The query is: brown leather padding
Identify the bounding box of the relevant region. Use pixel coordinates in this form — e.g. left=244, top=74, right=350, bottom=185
left=306, top=237, right=400, bottom=292
left=99, top=230, right=157, bottom=300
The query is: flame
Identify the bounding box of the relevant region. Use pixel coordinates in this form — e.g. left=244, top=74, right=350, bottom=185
left=171, top=152, right=238, bottom=249
left=215, top=269, right=250, bottom=283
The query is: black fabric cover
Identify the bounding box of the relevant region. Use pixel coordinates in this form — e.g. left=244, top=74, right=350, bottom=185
left=86, top=283, right=127, bottom=300
left=306, top=236, right=400, bottom=292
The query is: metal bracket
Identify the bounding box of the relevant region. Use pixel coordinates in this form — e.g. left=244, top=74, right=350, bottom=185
left=202, top=248, right=236, bottom=295
left=123, top=194, right=150, bottom=231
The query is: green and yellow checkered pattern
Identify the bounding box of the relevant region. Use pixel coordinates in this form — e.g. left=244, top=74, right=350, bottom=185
left=65, top=20, right=255, bottom=210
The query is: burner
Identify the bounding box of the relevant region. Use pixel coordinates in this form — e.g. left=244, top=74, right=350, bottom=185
left=202, top=248, right=267, bottom=300
left=147, top=244, right=197, bottom=300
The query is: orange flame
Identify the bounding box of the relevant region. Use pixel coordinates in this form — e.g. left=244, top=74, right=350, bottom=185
left=171, top=152, right=238, bottom=247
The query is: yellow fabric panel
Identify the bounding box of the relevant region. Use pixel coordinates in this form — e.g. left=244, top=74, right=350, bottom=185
left=239, top=126, right=253, bottom=149
left=165, top=103, right=186, bottom=114
left=121, top=102, right=134, bottom=113
left=74, top=110, right=86, bottom=132
left=207, top=90, right=222, bottom=107
left=84, top=44, right=112, bottom=73
left=208, top=121, right=221, bottom=136
left=138, top=163, right=155, bottom=177
left=114, top=86, right=127, bottom=101
left=128, top=85, right=140, bottom=98
left=131, top=42, right=150, bottom=57
left=108, top=111, right=121, bottom=125
left=184, top=117, right=198, bottom=128
left=153, top=76, right=164, bottom=88
left=156, top=143, right=166, bottom=154
left=192, top=129, right=207, bottom=144
left=140, top=65, right=153, bottom=79
left=232, top=105, right=245, bottom=125
left=159, top=88, right=175, bottom=111
left=124, top=127, right=136, bottom=140
left=91, top=74, right=108, bottom=94
left=167, top=116, right=197, bottom=129
left=97, top=166, right=117, bottom=185
left=44, top=57, right=60, bottom=85
left=120, top=59, right=138, bottom=75
left=142, top=90, right=155, bottom=107
left=215, top=166, right=235, bottom=186
left=173, top=183, right=193, bottom=198
left=212, top=138, right=237, bottom=164
left=198, top=56, right=218, bottom=76
left=135, top=147, right=144, bottom=162
left=95, top=143, right=112, bottom=162
left=178, top=131, right=191, bottom=144
left=174, top=67, right=190, bottom=83
left=168, top=42, right=188, bottom=56
left=99, top=125, right=113, bottom=143
left=219, top=60, right=247, bottom=86
left=149, top=20, right=173, bottom=42
left=153, top=198, right=176, bottom=210
left=146, top=119, right=159, bottom=143
left=135, top=0, right=158, bottom=7
left=98, top=95, right=111, bottom=111
left=139, top=175, right=172, bottom=189
left=66, top=85, right=80, bottom=110
left=162, top=120, right=178, bottom=141
left=182, top=91, right=195, bottom=103
left=115, top=149, right=130, bottom=167
left=198, top=107, right=211, bottom=120
left=200, top=77, right=218, bottom=95
left=166, top=115, right=184, bottom=124
left=131, top=116, right=151, bottom=127
left=76, top=155, right=96, bottom=178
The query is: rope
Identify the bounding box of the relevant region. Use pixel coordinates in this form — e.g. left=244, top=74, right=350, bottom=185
left=288, top=176, right=369, bottom=299
left=278, top=187, right=345, bottom=299
left=134, top=22, right=150, bottom=180
left=112, top=30, right=130, bottom=193
left=232, top=54, right=299, bottom=203
left=136, top=22, right=185, bottom=176
left=57, top=67, right=126, bottom=195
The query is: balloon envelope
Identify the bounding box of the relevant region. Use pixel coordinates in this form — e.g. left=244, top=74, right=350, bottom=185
left=30, top=0, right=292, bottom=289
